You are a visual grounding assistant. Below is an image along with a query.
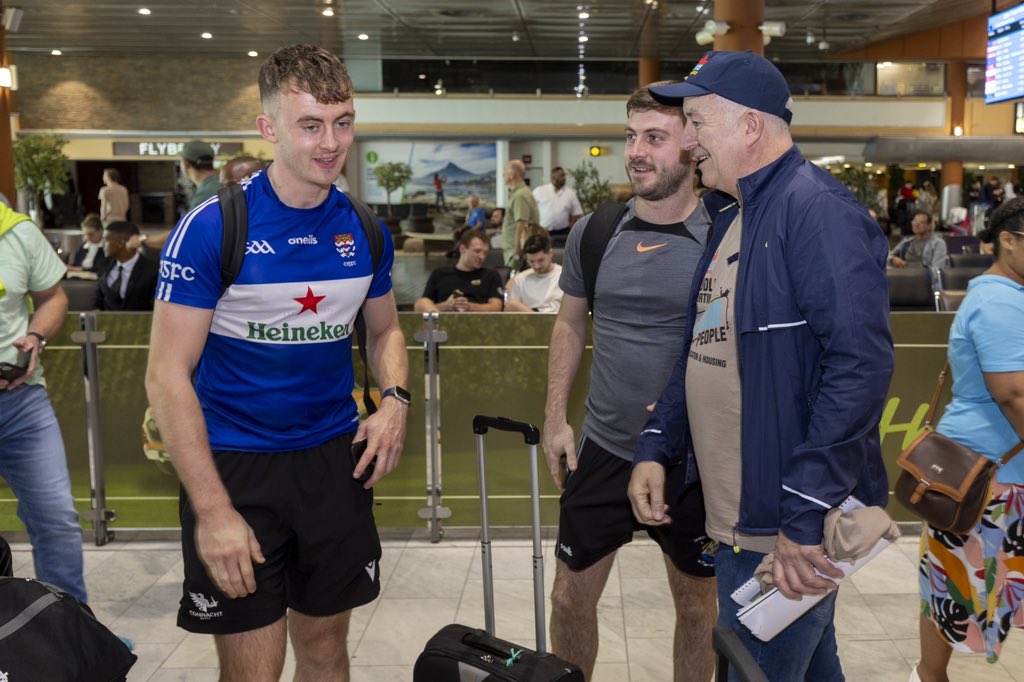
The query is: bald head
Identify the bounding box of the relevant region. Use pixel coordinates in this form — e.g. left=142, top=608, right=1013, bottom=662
left=504, top=160, right=526, bottom=188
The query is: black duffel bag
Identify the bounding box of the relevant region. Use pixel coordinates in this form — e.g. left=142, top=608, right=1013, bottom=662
left=0, top=576, right=137, bottom=681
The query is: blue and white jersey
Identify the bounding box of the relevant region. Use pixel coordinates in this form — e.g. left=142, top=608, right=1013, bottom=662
left=156, top=169, right=394, bottom=453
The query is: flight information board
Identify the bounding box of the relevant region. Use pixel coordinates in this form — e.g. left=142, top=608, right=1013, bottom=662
left=986, top=3, right=1024, bottom=104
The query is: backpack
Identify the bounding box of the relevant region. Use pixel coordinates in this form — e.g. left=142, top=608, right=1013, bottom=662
left=580, top=202, right=629, bottom=312
left=0, top=576, right=138, bottom=680
left=217, top=184, right=386, bottom=416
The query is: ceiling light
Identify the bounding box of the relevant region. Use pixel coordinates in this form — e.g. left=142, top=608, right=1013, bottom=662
left=979, top=165, right=986, bottom=170
left=806, top=31, right=815, bottom=45
left=759, top=21, right=786, bottom=38
left=876, top=170, right=883, bottom=175
left=843, top=163, right=851, bottom=169
left=138, top=8, right=151, bottom=15
left=512, top=31, right=520, bottom=43
left=917, top=162, right=927, bottom=168
left=578, top=11, right=589, bottom=19
left=322, top=8, right=334, bottom=17
left=704, top=20, right=730, bottom=36
left=1010, top=164, right=1017, bottom=169
left=865, top=162, right=873, bottom=168
left=0, top=68, right=13, bottom=89
left=579, top=35, right=588, bottom=43
left=248, top=51, right=258, bottom=57
left=358, top=33, right=369, bottom=40
left=818, top=40, right=830, bottom=50
left=953, top=125, right=963, bottom=136
left=418, top=73, right=426, bottom=80
left=695, top=31, right=714, bottom=46
left=201, top=32, right=212, bottom=39
left=51, top=49, right=62, bottom=56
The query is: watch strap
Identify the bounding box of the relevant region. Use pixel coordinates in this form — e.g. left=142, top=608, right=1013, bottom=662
left=27, top=331, right=47, bottom=348
left=381, top=386, right=411, bottom=405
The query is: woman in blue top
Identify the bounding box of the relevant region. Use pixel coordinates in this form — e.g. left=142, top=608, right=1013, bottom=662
left=913, top=198, right=1024, bottom=682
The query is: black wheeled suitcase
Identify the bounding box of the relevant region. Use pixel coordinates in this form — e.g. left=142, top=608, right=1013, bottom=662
left=413, top=415, right=584, bottom=681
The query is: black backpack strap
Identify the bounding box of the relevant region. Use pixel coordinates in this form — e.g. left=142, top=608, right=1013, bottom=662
left=218, top=184, right=248, bottom=296
left=581, top=202, right=629, bottom=312
left=348, top=196, right=385, bottom=416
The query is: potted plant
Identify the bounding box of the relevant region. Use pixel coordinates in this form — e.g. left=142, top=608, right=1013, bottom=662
left=12, top=133, right=70, bottom=227
left=568, top=160, right=615, bottom=214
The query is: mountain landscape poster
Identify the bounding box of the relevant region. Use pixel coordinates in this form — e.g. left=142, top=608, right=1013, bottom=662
left=360, top=142, right=498, bottom=210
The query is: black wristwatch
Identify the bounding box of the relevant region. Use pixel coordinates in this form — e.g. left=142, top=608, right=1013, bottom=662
left=381, top=386, right=412, bottom=405
left=27, top=332, right=47, bottom=350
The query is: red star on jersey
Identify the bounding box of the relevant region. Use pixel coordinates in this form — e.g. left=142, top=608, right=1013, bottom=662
left=294, top=286, right=326, bottom=315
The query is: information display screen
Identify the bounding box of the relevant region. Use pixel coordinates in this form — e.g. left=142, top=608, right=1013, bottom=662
left=986, top=3, right=1024, bottom=104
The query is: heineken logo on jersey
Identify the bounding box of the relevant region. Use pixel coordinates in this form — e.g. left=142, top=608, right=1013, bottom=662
left=335, top=233, right=356, bottom=259
left=246, top=320, right=351, bottom=342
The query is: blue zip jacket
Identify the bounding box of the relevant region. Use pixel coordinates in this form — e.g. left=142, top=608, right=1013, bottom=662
left=635, top=146, right=894, bottom=546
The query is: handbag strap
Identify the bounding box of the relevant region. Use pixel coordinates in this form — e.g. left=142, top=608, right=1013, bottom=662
left=928, top=362, right=1024, bottom=466
left=923, top=362, right=950, bottom=428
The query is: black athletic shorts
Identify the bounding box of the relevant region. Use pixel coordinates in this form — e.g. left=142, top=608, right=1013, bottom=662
left=555, top=435, right=716, bottom=577
left=178, top=432, right=381, bottom=634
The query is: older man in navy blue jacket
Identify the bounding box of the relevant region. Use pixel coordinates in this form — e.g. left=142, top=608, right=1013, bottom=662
left=627, top=51, right=893, bottom=681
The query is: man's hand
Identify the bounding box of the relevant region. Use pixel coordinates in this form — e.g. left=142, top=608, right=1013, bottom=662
left=628, top=461, right=671, bottom=526
left=2, top=335, right=43, bottom=391
left=542, top=419, right=576, bottom=489
left=353, top=398, right=408, bottom=489
left=451, top=295, right=470, bottom=312
left=195, top=506, right=265, bottom=599
left=771, top=531, right=843, bottom=600
left=890, top=256, right=907, bottom=268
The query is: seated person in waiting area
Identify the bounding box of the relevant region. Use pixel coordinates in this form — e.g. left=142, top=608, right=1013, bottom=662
left=889, top=210, right=948, bottom=270
left=414, top=229, right=503, bottom=312
left=92, top=221, right=159, bottom=311
left=506, top=233, right=563, bottom=313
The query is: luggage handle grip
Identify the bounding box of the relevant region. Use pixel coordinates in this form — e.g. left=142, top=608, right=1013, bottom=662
left=460, top=630, right=520, bottom=661
left=472, top=415, right=540, bottom=445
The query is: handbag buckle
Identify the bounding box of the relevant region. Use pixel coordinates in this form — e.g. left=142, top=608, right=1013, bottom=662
left=910, top=479, right=930, bottom=504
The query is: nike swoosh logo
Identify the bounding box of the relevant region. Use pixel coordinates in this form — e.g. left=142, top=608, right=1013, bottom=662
left=636, top=242, right=668, bottom=253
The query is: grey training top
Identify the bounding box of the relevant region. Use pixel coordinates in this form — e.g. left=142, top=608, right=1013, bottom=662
left=560, top=197, right=711, bottom=461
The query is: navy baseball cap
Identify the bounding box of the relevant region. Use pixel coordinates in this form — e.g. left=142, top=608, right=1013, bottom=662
left=649, top=50, right=793, bottom=125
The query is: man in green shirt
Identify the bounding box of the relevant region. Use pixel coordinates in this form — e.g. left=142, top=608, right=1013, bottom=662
left=181, top=139, right=220, bottom=209
left=501, top=159, right=540, bottom=267
left=0, top=205, right=86, bottom=603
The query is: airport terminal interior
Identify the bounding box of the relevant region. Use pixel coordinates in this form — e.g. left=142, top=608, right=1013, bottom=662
left=2, top=0, right=1024, bottom=680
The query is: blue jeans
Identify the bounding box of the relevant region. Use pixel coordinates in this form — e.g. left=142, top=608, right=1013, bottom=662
left=715, top=545, right=843, bottom=682
left=0, top=384, right=86, bottom=602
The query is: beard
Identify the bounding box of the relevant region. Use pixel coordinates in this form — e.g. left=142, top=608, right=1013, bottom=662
left=629, top=149, right=693, bottom=202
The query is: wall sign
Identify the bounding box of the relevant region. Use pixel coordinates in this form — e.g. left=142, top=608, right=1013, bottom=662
left=112, top=141, right=245, bottom=157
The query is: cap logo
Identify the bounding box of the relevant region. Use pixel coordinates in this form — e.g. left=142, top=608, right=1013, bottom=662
left=689, top=53, right=711, bottom=78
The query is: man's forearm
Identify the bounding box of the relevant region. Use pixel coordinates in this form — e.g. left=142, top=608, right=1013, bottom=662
left=545, top=316, right=586, bottom=421
left=147, top=371, right=231, bottom=515
left=28, top=289, right=68, bottom=339
left=367, top=322, right=408, bottom=391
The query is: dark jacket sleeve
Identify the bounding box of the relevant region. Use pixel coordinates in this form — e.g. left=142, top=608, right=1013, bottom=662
left=780, top=191, right=894, bottom=544
left=92, top=266, right=109, bottom=311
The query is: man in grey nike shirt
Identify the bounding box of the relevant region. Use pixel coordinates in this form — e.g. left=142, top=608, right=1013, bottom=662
left=542, top=84, right=717, bottom=682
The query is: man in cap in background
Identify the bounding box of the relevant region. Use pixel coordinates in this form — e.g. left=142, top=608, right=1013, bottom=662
left=181, top=139, right=220, bottom=210
left=628, top=50, right=893, bottom=679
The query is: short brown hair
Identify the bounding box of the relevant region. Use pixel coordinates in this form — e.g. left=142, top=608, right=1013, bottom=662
left=523, top=233, right=551, bottom=255
left=81, top=213, right=102, bottom=230
left=103, top=168, right=121, bottom=183
left=259, top=44, right=353, bottom=112
left=457, top=229, right=488, bottom=249
left=627, top=81, right=682, bottom=118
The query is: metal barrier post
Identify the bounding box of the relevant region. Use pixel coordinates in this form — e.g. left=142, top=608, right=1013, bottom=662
left=414, top=313, right=451, bottom=542
left=70, top=312, right=115, bottom=546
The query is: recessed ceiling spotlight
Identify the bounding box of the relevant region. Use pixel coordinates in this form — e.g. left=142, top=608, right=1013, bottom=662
left=138, top=8, right=151, bottom=15
left=358, top=33, right=369, bottom=40
left=418, top=73, right=426, bottom=80
left=51, top=49, right=62, bottom=56
left=512, top=31, right=520, bottom=43
left=579, top=35, right=589, bottom=43
left=579, top=11, right=589, bottom=19
left=248, top=51, right=258, bottom=57
left=201, top=32, right=213, bottom=39
left=322, top=8, right=334, bottom=17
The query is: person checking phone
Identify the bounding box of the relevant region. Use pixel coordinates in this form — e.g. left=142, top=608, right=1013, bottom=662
left=145, top=44, right=409, bottom=680
left=414, top=229, right=503, bottom=312
left=0, top=202, right=87, bottom=604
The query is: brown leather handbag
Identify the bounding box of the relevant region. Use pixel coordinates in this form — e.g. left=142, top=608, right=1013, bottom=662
left=894, top=363, right=1023, bottom=535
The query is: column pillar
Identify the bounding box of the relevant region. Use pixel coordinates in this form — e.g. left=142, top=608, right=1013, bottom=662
left=715, top=0, right=765, bottom=54
left=0, top=20, right=16, bottom=205
left=941, top=60, right=967, bottom=208
left=639, top=58, right=660, bottom=87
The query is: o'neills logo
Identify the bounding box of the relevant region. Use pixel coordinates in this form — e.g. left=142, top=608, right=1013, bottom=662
left=247, top=320, right=351, bottom=342
left=289, top=235, right=318, bottom=245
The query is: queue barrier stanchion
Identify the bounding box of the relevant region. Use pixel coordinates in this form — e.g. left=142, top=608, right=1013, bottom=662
left=414, top=312, right=451, bottom=542
left=70, top=312, right=115, bottom=546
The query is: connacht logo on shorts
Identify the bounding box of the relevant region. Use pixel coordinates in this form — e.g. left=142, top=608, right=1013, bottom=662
left=334, top=233, right=356, bottom=260
left=188, top=591, right=224, bottom=620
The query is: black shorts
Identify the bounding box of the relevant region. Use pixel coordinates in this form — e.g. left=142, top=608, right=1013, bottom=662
left=555, top=435, right=716, bottom=577
left=178, top=432, right=381, bottom=634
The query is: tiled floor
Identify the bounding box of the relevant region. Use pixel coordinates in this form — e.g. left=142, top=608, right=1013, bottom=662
left=8, top=530, right=1022, bottom=681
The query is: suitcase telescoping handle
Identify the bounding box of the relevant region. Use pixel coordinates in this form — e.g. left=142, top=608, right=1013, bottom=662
left=472, top=415, right=540, bottom=445
left=472, top=415, right=547, bottom=654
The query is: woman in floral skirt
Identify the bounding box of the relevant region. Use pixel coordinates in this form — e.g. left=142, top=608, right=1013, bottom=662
left=913, top=197, right=1024, bottom=681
